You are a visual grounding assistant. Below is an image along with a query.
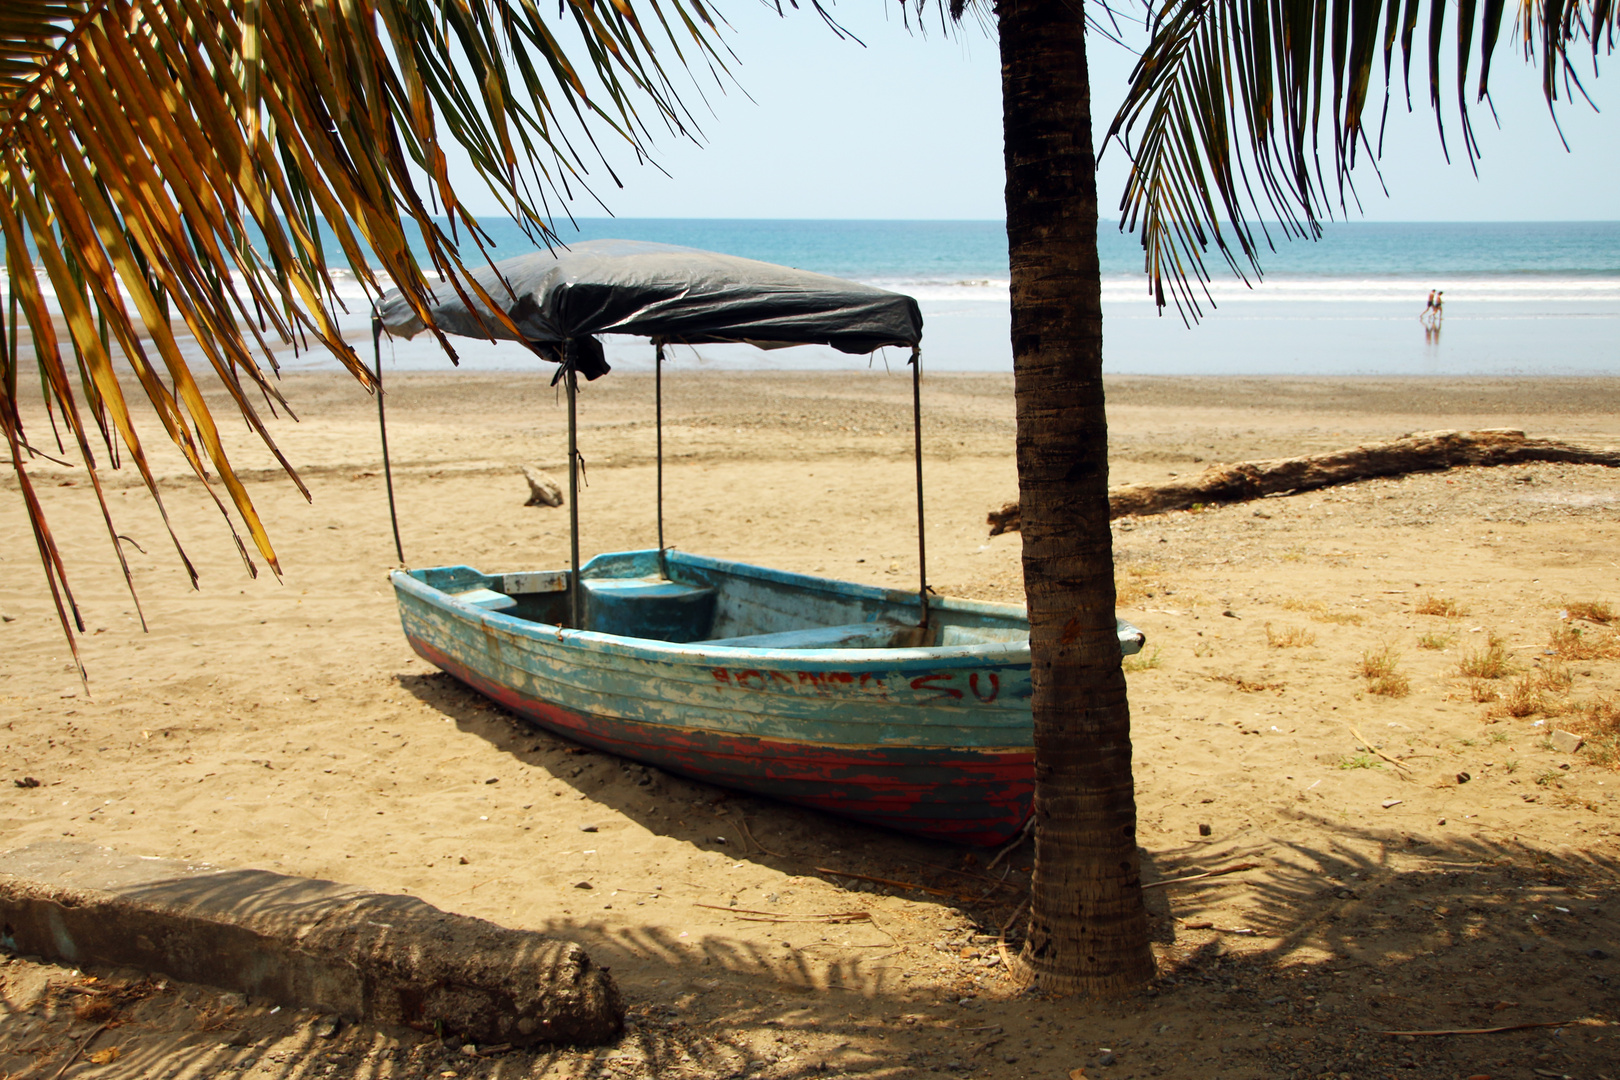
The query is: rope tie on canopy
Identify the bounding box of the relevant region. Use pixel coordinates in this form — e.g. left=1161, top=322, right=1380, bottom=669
left=545, top=339, right=591, bottom=484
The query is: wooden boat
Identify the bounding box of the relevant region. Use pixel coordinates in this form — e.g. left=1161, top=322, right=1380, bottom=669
left=376, top=240, right=1147, bottom=845
left=391, top=548, right=1145, bottom=846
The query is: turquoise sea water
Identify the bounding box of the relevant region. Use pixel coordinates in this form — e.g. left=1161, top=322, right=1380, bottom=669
left=537, top=218, right=1620, bottom=280
left=347, top=218, right=1620, bottom=376
left=19, top=218, right=1611, bottom=375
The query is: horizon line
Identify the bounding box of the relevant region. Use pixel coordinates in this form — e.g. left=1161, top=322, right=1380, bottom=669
left=533, top=216, right=1620, bottom=226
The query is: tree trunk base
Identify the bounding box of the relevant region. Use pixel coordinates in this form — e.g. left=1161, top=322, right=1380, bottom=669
left=987, top=428, right=1620, bottom=534
left=1007, top=946, right=1155, bottom=999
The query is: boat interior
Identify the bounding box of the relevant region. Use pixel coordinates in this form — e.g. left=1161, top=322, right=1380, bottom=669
left=407, top=549, right=1032, bottom=650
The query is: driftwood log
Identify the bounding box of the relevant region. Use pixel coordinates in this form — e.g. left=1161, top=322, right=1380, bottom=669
left=0, top=842, right=624, bottom=1046
left=986, top=429, right=1620, bottom=535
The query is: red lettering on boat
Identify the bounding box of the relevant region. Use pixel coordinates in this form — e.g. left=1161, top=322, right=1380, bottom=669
left=970, top=672, right=1000, bottom=703
left=910, top=673, right=964, bottom=701
left=734, top=669, right=767, bottom=690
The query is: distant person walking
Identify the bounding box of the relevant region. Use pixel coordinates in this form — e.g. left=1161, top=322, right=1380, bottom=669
left=1421, top=289, right=1444, bottom=329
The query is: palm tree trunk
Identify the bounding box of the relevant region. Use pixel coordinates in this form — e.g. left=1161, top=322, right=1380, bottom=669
left=997, top=0, right=1155, bottom=996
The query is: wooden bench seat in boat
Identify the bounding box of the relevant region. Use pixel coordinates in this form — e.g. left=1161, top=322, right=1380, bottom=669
left=701, top=621, right=912, bottom=650
left=936, top=624, right=1029, bottom=646
left=448, top=587, right=520, bottom=612
left=582, top=577, right=717, bottom=643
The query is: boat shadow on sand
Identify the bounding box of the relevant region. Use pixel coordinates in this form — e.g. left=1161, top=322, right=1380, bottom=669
left=402, top=667, right=1615, bottom=954
left=373, top=671, right=1620, bottom=1080
left=395, top=667, right=1067, bottom=926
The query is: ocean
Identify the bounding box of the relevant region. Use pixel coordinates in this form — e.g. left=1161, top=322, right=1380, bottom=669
left=15, top=219, right=1620, bottom=376
left=355, top=218, right=1620, bottom=377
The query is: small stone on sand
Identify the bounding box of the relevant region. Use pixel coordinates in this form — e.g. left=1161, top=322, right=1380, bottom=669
left=1549, top=730, right=1584, bottom=755
left=522, top=466, right=564, bottom=507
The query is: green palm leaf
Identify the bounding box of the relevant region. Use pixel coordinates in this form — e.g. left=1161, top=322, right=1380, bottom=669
left=1107, top=0, right=1617, bottom=320
left=1, top=0, right=725, bottom=671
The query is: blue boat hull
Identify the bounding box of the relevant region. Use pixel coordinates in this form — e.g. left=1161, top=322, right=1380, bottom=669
left=391, top=550, right=1143, bottom=846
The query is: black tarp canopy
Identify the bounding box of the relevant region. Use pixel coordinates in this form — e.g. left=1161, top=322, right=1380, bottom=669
left=375, top=239, right=924, bottom=377
left=369, top=238, right=932, bottom=627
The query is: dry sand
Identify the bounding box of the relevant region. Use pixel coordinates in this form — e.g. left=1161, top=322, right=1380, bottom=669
left=3, top=371, right=1620, bottom=1080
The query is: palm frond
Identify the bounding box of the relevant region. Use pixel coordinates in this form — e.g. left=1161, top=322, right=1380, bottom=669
left=1, top=0, right=726, bottom=668
left=1106, top=0, right=1617, bottom=321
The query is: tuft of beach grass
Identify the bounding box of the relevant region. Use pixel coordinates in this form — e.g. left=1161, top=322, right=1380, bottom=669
left=1458, top=632, right=1513, bottom=680
left=1501, top=675, right=1549, bottom=719
left=1360, top=645, right=1411, bottom=697
left=1548, top=623, right=1620, bottom=661
left=1566, top=696, right=1620, bottom=768
left=1368, top=673, right=1411, bottom=697
left=1415, top=595, right=1467, bottom=617
left=1535, top=661, right=1574, bottom=693
left=1499, top=661, right=1575, bottom=718
left=1122, top=647, right=1162, bottom=673
left=1564, top=599, right=1615, bottom=624
left=1277, top=598, right=1364, bottom=625
left=1265, top=622, right=1316, bottom=648
left=1361, top=644, right=1398, bottom=679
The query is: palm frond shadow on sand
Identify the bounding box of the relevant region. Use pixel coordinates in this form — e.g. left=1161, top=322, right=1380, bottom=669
left=400, top=668, right=1619, bottom=1005
left=13, top=694, right=1617, bottom=1080
left=1169, top=819, right=1619, bottom=966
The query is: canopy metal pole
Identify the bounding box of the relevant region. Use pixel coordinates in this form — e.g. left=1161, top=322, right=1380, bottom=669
left=565, top=343, right=581, bottom=630
left=372, top=313, right=404, bottom=564
left=655, top=341, right=667, bottom=578
left=909, top=346, right=929, bottom=629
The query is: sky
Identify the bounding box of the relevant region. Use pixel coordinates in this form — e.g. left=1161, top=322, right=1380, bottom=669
left=444, top=1, right=1620, bottom=222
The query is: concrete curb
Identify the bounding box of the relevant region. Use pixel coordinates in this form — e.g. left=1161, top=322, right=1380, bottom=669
left=0, top=842, right=621, bottom=1046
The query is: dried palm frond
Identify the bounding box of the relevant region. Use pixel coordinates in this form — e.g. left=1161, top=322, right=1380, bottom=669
left=1107, top=0, right=1618, bottom=322
left=1, top=0, right=725, bottom=671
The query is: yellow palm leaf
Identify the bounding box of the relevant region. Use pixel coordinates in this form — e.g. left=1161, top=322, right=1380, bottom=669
left=1, top=0, right=726, bottom=668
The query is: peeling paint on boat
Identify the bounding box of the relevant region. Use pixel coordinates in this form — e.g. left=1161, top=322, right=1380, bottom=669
left=391, top=549, right=1144, bottom=846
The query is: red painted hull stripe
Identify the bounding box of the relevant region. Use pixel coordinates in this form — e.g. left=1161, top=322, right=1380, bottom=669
left=409, top=636, right=1033, bottom=845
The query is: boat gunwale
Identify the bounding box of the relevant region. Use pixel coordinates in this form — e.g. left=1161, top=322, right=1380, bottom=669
left=392, top=549, right=1143, bottom=664
left=392, top=571, right=1036, bottom=669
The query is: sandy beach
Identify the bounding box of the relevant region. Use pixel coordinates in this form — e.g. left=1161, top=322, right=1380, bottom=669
left=3, top=370, right=1619, bottom=1080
